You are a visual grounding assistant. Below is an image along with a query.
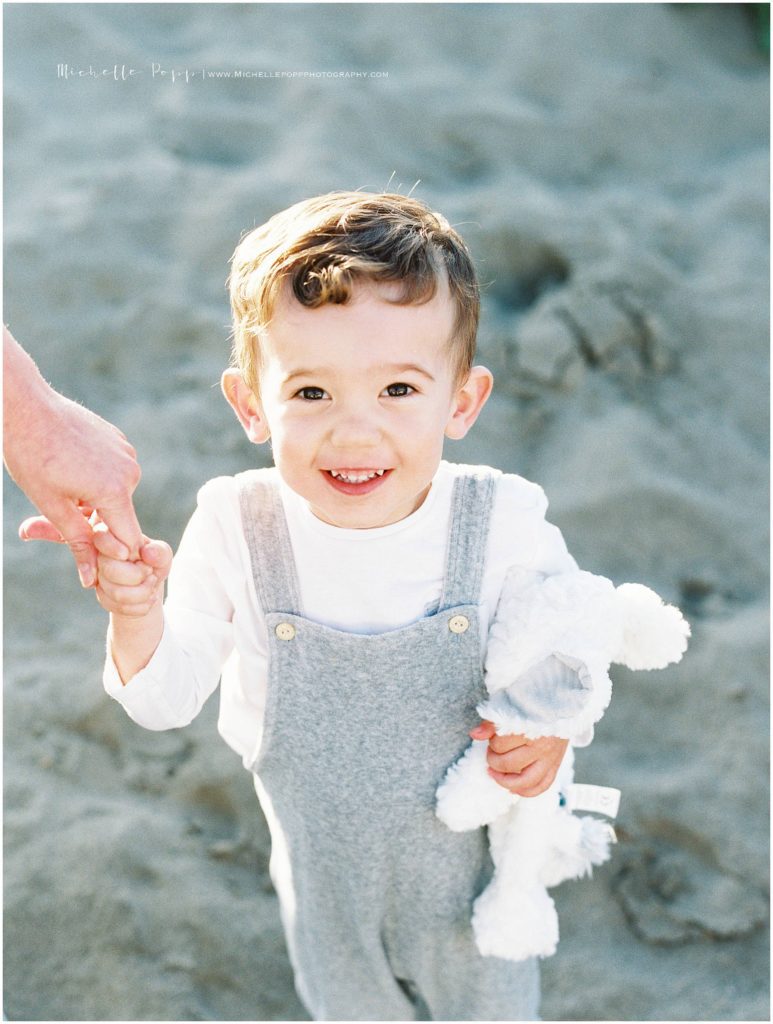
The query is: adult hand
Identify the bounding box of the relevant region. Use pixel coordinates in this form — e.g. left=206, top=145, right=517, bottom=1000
left=4, top=326, right=143, bottom=586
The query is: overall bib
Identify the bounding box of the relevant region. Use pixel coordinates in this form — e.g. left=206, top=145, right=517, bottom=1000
left=238, top=467, right=540, bottom=1021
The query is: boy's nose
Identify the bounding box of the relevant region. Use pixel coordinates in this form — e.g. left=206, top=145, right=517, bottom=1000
left=329, top=410, right=382, bottom=448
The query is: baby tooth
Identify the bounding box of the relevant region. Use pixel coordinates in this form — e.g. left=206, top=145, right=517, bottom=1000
left=329, top=469, right=386, bottom=483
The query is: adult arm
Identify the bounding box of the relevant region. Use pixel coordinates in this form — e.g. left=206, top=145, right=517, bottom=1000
left=3, top=324, right=143, bottom=585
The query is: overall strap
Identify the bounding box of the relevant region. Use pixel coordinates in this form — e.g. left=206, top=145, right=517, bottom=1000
left=237, top=470, right=302, bottom=616
left=439, top=467, right=499, bottom=611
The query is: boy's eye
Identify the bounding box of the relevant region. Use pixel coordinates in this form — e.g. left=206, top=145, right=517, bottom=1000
left=296, top=387, right=328, bottom=401
left=382, top=382, right=415, bottom=398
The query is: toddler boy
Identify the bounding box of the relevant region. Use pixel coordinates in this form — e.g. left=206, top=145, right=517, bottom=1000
left=96, top=192, right=580, bottom=1021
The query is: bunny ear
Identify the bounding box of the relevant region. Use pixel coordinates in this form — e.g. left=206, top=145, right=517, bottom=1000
left=614, top=584, right=691, bottom=670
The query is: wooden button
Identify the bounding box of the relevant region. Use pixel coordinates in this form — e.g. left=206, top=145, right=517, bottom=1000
left=275, top=622, right=296, bottom=641
left=448, top=614, right=469, bottom=634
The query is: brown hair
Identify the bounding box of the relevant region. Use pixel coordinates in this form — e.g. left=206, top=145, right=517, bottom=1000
left=227, top=191, right=480, bottom=394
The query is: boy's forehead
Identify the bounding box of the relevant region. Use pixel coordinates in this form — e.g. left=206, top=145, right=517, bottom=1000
left=259, top=279, right=459, bottom=383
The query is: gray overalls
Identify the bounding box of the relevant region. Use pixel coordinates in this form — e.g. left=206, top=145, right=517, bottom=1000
left=238, top=467, right=540, bottom=1021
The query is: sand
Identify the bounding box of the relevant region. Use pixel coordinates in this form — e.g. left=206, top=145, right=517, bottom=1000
left=3, top=3, right=769, bottom=1021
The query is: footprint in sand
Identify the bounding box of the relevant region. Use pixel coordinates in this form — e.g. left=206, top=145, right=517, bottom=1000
left=611, top=818, right=768, bottom=945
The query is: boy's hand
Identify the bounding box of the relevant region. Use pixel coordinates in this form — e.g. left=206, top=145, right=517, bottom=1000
left=469, top=720, right=569, bottom=798
left=93, top=526, right=172, bottom=618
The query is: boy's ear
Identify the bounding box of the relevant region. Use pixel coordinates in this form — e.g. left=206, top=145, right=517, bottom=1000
left=445, top=365, right=494, bottom=440
left=221, top=369, right=270, bottom=444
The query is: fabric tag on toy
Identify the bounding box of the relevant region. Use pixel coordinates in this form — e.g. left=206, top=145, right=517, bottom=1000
left=565, top=784, right=621, bottom=819
left=600, top=823, right=618, bottom=844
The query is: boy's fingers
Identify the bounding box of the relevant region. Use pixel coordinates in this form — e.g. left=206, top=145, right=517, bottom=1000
left=511, top=763, right=558, bottom=798
left=487, top=760, right=552, bottom=797
left=469, top=725, right=532, bottom=755
left=97, top=555, right=154, bottom=586
left=469, top=720, right=496, bottom=740
left=488, top=732, right=530, bottom=755
left=487, top=745, right=537, bottom=775
left=94, top=585, right=159, bottom=618
left=139, top=540, right=173, bottom=578
left=487, top=735, right=569, bottom=779
left=95, top=575, right=161, bottom=610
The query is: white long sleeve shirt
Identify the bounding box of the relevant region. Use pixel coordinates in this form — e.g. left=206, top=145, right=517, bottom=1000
left=103, top=461, right=578, bottom=769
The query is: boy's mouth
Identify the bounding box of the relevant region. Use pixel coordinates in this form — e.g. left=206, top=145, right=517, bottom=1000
left=323, top=468, right=392, bottom=495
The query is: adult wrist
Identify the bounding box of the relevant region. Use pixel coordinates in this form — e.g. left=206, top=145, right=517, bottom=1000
left=3, top=332, right=53, bottom=439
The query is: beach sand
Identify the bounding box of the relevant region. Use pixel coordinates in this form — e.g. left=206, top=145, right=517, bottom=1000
left=3, top=3, right=769, bottom=1020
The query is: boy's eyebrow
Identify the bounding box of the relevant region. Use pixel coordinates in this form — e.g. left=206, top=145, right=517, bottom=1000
left=281, top=363, right=437, bottom=385
left=388, top=363, right=437, bottom=382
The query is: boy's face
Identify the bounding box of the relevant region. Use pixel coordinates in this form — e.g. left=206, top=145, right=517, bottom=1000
left=224, top=279, right=492, bottom=529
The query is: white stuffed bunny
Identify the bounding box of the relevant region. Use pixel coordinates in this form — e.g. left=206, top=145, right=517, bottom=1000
left=436, top=568, right=690, bottom=961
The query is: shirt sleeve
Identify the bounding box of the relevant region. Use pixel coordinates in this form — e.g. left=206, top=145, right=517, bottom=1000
left=102, top=478, right=239, bottom=731
left=486, top=473, right=578, bottom=579
left=521, top=483, right=578, bottom=577
left=519, top=490, right=593, bottom=742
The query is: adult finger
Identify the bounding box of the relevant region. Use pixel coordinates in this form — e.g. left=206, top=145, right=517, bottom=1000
left=36, top=500, right=101, bottom=588
left=18, top=515, right=66, bottom=544
left=96, top=495, right=143, bottom=561
left=92, top=524, right=131, bottom=561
